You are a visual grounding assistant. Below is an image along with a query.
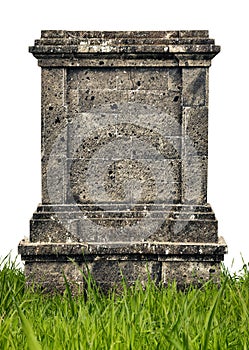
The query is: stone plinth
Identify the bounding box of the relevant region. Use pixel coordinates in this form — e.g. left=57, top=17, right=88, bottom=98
left=18, top=30, right=227, bottom=292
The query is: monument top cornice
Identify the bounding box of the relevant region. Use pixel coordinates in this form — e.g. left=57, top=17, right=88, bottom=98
left=29, top=30, right=220, bottom=61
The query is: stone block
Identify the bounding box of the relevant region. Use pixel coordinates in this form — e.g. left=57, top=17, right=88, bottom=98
left=68, top=157, right=181, bottom=205
left=182, top=68, right=207, bottom=107
left=168, top=68, right=182, bottom=92
left=130, top=134, right=181, bottom=159
left=116, top=68, right=168, bottom=90
left=115, top=114, right=181, bottom=141
left=128, top=90, right=181, bottom=115
left=181, top=156, right=207, bottom=204
left=66, top=88, right=79, bottom=114
left=153, top=218, right=218, bottom=243
left=183, top=107, right=208, bottom=156
left=42, top=107, right=68, bottom=157
left=30, top=218, right=78, bottom=242
left=78, top=90, right=128, bottom=114
left=161, top=261, right=220, bottom=287
left=42, top=156, right=67, bottom=204
left=83, top=261, right=161, bottom=290
left=76, top=68, right=118, bottom=90
left=41, top=68, right=67, bottom=157
left=67, top=113, right=117, bottom=159
left=41, top=68, right=65, bottom=103
left=179, top=30, right=209, bottom=38
left=24, top=261, right=84, bottom=294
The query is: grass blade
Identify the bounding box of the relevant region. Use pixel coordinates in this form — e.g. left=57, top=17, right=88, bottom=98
left=164, top=335, right=185, bottom=350
left=63, top=272, right=76, bottom=316
left=202, top=277, right=227, bottom=350
left=1, top=257, right=249, bottom=349
left=15, top=300, right=42, bottom=350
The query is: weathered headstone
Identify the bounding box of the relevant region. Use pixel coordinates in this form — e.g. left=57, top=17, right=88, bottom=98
left=19, top=30, right=227, bottom=292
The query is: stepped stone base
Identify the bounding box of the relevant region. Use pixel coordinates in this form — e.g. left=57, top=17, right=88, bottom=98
left=29, top=203, right=219, bottom=244
left=18, top=203, right=227, bottom=293
left=19, top=238, right=227, bottom=293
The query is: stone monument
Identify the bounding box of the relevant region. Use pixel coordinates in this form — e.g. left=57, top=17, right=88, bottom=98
left=18, top=30, right=227, bottom=292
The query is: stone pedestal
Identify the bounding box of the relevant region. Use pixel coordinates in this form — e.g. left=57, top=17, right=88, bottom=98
left=18, top=30, right=227, bottom=292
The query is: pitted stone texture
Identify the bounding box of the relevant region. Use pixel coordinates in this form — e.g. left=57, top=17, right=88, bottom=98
left=67, top=67, right=182, bottom=135
left=39, top=58, right=180, bottom=68
left=43, top=65, right=183, bottom=206
left=149, top=218, right=218, bottom=243
left=24, top=260, right=161, bottom=293
left=18, top=237, right=227, bottom=257
left=181, top=156, right=207, bottom=204
left=30, top=219, right=78, bottom=243
left=68, top=119, right=181, bottom=160
left=41, top=68, right=67, bottom=157
left=19, top=30, right=227, bottom=291
left=42, top=156, right=67, bottom=204
left=24, top=261, right=84, bottom=294
left=23, top=261, right=221, bottom=292
left=29, top=204, right=218, bottom=243
left=69, top=158, right=181, bottom=205
left=70, top=67, right=169, bottom=91
left=182, top=68, right=208, bottom=107
left=19, top=238, right=227, bottom=293
left=84, top=260, right=161, bottom=291
left=30, top=30, right=220, bottom=63
left=183, top=107, right=208, bottom=156
left=162, top=261, right=220, bottom=287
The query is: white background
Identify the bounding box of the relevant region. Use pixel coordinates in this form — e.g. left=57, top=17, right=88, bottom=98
left=0, top=0, right=248, bottom=272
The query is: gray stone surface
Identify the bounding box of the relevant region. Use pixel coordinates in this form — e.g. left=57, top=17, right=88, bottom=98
left=19, top=30, right=227, bottom=292
left=19, top=238, right=227, bottom=292
left=29, top=204, right=218, bottom=243
left=182, top=68, right=208, bottom=107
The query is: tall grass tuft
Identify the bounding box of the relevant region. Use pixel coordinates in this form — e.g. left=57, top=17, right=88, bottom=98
left=1, top=256, right=249, bottom=349
left=15, top=300, right=42, bottom=350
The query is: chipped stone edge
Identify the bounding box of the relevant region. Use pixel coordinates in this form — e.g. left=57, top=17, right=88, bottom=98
left=18, top=236, right=227, bottom=260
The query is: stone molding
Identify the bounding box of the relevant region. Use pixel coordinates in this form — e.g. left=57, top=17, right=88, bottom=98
left=30, top=30, right=220, bottom=67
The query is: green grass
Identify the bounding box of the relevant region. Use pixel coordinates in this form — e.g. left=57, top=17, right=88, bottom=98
left=0, top=256, right=249, bottom=349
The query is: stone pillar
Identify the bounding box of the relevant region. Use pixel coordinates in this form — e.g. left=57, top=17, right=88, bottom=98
left=18, top=30, right=227, bottom=292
